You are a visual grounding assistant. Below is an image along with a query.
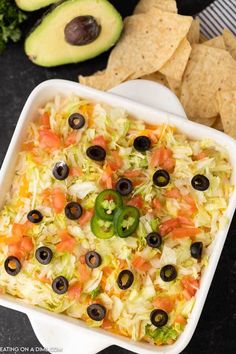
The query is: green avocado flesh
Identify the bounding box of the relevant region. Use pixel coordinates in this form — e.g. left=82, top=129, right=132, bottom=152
left=15, top=0, right=58, bottom=11
left=24, top=0, right=123, bottom=67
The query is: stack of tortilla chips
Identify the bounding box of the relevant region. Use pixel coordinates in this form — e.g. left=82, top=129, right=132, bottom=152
left=79, top=0, right=236, bottom=139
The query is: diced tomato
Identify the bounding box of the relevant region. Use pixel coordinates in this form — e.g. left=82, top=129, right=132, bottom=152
left=68, top=282, right=82, bottom=300
left=183, top=289, right=192, bottom=300
left=92, top=135, right=107, bottom=149
left=163, top=157, right=175, bottom=172
left=64, top=131, right=78, bottom=147
left=152, top=198, right=162, bottom=212
left=159, top=218, right=180, bottom=236
left=78, top=209, right=93, bottom=227
left=51, top=188, right=66, bottom=213
left=172, top=227, right=200, bottom=239
left=181, top=195, right=197, bottom=216
left=5, top=222, right=31, bottom=245
left=150, top=147, right=175, bottom=172
left=181, top=276, right=199, bottom=298
left=38, top=276, right=51, bottom=284
left=8, top=243, right=24, bottom=260
left=21, top=237, right=34, bottom=252
left=177, top=216, right=194, bottom=226
left=78, top=262, right=91, bottom=283
left=70, top=166, right=83, bottom=177
left=153, top=296, right=175, bottom=313
left=56, top=230, right=76, bottom=252
left=127, top=194, right=143, bottom=209
left=102, top=266, right=113, bottom=276
left=8, top=233, right=33, bottom=259
left=150, top=148, right=162, bottom=168
left=39, top=129, right=61, bottom=150
left=165, top=188, right=182, bottom=199
left=79, top=255, right=86, bottom=264
left=40, top=112, right=50, bottom=128
left=132, top=255, right=151, bottom=272
left=12, top=223, right=25, bottom=238
left=108, top=151, right=123, bottom=171
left=175, top=314, right=187, bottom=325
left=99, top=165, right=113, bottom=189
left=160, top=217, right=197, bottom=237
left=123, top=170, right=144, bottom=178
left=195, top=151, right=207, bottom=160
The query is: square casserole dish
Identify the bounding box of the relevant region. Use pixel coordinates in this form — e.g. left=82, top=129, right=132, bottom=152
left=0, top=79, right=236, bottom=354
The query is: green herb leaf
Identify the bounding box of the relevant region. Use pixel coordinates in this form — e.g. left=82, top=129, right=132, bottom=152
left=0, top=0, right=27, bottom=54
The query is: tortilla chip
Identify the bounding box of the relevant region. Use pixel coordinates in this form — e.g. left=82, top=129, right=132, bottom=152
left=180, top=44, right=236, bottom=120
left=187, top=19, right=200, bottom=44
left=134, top=0, right=177, bottom=14
left=80, top=10, right=192, bottom=90
left=204, top=35, right=225, bottom=49
left=223, top=29, right=236, bottom=60
left=167, top=77, right=182, bottom=97
left=159, top=38, right=191, bottom=81
left=140, top=72, right=169, bottom=87
left=190, top=116, right=217, bottom=127
left=199, top=33, right=208, bottom=43
left=212, top=116, right=224, bottom=132
left=217, top=90, right=236, bottom=138
left=79, top=70, right=133, bottom=91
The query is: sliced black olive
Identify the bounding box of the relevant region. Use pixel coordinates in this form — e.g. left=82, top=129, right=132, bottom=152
left=191, top=174, right=210, bottom=191
left=160, top=265, right=177, bottom=282
left=153, top=169, right=170, bottom=187
left=68, top=113, right=85, bottom=130
left=85, top=251, right=102, bottom=269
left=4, top=256, right=21, bottom=276
left=52, top=276, right=69, bottom=295
left=150, top=309, right=168, bottom=327
left=87, top=303, right=106, bottom=321
left=64, top=16, right=101, bottom=46
left=146, top=232, right=162, bottom=248
left=116, top=178, right=133, bottom=196
left=190, top=242, right=203, bottom=260
left=86, top=145, right=106, bottom=161
left=133, top=136, right=151, bottom=152
left=53, top=161, right=69, bottom=180
left=35, top=246, right=53, bottom=265
left=117, top=270, right=134, bottom=290
left=65, top=202, right=83, bottom=220
left=27, top=209, right=43, bottom=224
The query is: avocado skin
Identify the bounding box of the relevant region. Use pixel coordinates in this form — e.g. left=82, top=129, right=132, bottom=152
left=25, top=0, right=123, bottom=67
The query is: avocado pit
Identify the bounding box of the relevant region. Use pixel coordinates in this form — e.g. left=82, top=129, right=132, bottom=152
left=64, top=15, right=101, bottom=46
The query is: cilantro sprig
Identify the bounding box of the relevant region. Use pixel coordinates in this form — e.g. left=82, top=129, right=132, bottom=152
left=0, top=0, right=27, bottom=53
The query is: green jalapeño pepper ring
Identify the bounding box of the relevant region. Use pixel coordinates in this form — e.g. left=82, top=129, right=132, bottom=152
left=95, top=189, right=123, bottom=221
left=114, top=206, right=140, bottom=238
left=91, top=214, right=114, bottom=239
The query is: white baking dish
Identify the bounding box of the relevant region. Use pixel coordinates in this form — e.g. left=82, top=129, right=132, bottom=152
left=0, top=79, right=236, bottom=354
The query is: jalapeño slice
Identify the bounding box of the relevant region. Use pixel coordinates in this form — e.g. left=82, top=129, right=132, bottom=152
left=95, top=189, right=123, bottom=221
left=114, top=206, right=140, bottom=238
left=91, top=214, right=114, bottom=239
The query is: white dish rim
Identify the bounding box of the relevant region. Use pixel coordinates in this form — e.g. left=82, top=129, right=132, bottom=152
left=0, top=79, right=236, bottom=354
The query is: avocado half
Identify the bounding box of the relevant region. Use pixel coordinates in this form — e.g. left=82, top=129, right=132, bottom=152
left=15, top=0, right=58, bottom=11
left=25, top=0, right=123, bottom=67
